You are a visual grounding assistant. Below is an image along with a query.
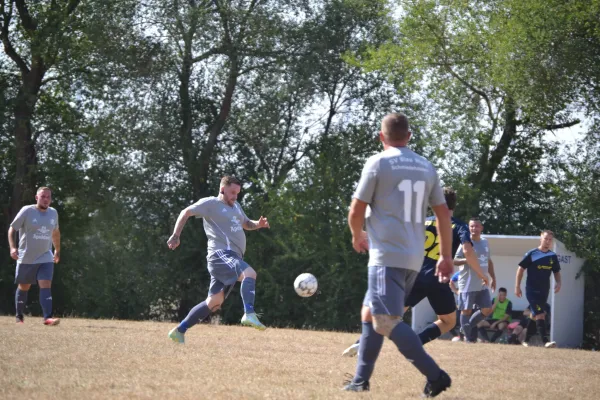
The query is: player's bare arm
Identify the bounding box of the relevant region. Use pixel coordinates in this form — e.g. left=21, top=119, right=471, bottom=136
left=515, top=266, right=525, bottom=297
left=488, top=258, right=496, bottom=292
left=456, top=242, right=490, bottom=287
left=8, top=226, right=18, bottom=260
left=52, top=227, right=61, bottom=263
left=348, top=198, right=369, bottom=253
left=167, top=207, right=195, bottom=250
left=243, top=216, right=270, bottom=230
left=431, top=203, right=453, bottom=282
left=554, top=271, right=562, bottom=293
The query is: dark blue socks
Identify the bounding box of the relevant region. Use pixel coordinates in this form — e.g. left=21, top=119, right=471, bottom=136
left=353, top=322, right=384, bottom=384
left=178, top=301, right=211, bottom=333
left=39, top=288, right=53, bottom=319
left=241, top=277, right=256, bottom=313
left=15, top=289, right=28, bottom=319
left=418, top=323, right=442, bottom=345
left=389, top=322, right=441, bottom=381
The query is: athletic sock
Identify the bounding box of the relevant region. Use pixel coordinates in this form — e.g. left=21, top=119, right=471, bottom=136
left=39, top=288, right=53, bottom=319
left=418, top=323, right=442, bottom=345
left=241, top=277, right=256, bottom=314
left=178, top=301, right=210, bottom=333
left=389, top=322, right=441, bottom=381
left=460, top=313, right=472, bottom=340
left=353, top=322, right=383, bottom=384
left=536, top=319, right=549, bottom=343
left=524, top=319, right=536, bottom=343
left=15, top=289, right=28, bottom=319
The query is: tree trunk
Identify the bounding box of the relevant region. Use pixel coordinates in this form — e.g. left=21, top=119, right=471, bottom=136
left=9, top=65, right=45, bottom=222
left=195, top=54, right=239, bottom=198
left=463, top=97, right=518, bottom=217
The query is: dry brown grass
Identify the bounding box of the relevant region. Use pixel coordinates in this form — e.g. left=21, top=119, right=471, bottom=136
left=1, top=316, right=599, bottom=399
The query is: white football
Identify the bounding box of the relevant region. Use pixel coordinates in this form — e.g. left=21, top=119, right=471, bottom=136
left=294, top=273, right=318, bottom=297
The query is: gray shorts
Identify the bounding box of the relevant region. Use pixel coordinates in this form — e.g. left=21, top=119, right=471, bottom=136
left=15, top=262, right=54, bottom=284
left=458, top=289, right=492, bottom=310
left=363, top=266, right=418, bottom=317
left=207, top=250, right=250, bottom=296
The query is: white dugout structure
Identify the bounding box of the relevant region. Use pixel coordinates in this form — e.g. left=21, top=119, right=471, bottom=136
left=411, top=235, right=585, bottom=348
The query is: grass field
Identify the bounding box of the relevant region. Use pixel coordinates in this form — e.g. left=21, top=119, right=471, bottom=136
left=1, top=317, right=599, bottom=399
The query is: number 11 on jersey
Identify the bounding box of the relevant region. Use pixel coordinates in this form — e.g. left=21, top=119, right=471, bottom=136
left=398, top=179, right=425, bottom=223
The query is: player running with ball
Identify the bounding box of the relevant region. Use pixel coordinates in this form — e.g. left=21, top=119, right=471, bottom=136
left=166, top=176, right=270, bottom=343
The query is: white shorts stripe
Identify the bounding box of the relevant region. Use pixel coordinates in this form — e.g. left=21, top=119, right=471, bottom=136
left=216, top=250, right=236, bottom=271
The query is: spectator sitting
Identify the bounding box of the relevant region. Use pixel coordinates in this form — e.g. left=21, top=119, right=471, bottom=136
left=476, top=287, right=513, bottom=343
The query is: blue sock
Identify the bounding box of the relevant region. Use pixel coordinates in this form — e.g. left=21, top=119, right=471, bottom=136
left=178, top=301, right=210, bottom=333
left=460, top=313, right=471, bottom=340
left=353, top=322, right=384, bottom=383
left=469, top=310, right=486, bottom=327
left=241, top=277, right=256, bottom=314
left=389, top=322, right=441, bottom=381
left=469, top=311, right=486, bottom=341
left=39, top=288, right=53, bottom=319
left=418, top=323, right=442, bottom=345
left=15, top=289, right=28, bottom=318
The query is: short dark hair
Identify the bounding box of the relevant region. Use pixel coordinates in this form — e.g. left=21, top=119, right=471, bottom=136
left=469, top=216, right=482, bottom=224
left=443, top=187, right=457, bottom=210
left=381, top=113, right=410, bottom=142
left=541, top=229, right=554, bottom=237
left=220, top=176, right=242, bottom=188
left=499, top=287, right=507, bottom=293
left=37, top=186, right=52, bottom=194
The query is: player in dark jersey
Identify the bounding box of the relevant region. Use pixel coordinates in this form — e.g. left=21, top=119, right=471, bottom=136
left=515, top=230, right=561, bottom=348
left=342, top=187, right=482, bottom=356
left=403, top=188, right=481, bottom=344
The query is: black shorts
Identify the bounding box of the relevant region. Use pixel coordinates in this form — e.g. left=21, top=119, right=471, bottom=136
left=406, top=269, right=456, bottom=316
left=526, top=289, right=549, bottom=317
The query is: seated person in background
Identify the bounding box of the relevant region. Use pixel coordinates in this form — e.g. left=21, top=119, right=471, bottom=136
left=476, top=287, right=513, bottom=343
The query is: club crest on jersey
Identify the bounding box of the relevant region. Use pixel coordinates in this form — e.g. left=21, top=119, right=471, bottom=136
left=50, top=219, right=55, bottom=225
left=222, top=208, right=228, bottom=213
left=33, top=218, right=38, bottom=224
left=231, top=216, right=243, bottom=232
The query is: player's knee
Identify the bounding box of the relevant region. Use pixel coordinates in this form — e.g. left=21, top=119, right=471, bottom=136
left=206, top=293, right=224, bottom=311
left=481, top=307, right=493, bottom=317
left=439, top=312, right=456, bottom=328
left=243, top=267, right=257, bottom=280
left=461, top=309, right=472, bottom=316
left=38, top=280, right=52, bottom=289
left=372, top=315, right=401, bottom=337
left=18, top=284, right=31, bottom=291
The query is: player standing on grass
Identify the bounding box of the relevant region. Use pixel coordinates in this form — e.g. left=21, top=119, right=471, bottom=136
left=515, top=230, right=561, bottom=348
left=341, top=187, right=481, bottom=356
left=166, top=176, right=270, bottom=343
left=453, top=217, right=495, bottom=342
left=8, top=187, right=61, bottom=326
left=343, top=113, right=453, bottom=397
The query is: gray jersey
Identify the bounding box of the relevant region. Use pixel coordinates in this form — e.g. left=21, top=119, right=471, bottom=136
left=10, top=205, right=59, bottom=264
left=354, top=147, right=446, bottom=271
left=189, top=197, right=249, bottom=257
left=456, top=238, right=490, bottom=292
